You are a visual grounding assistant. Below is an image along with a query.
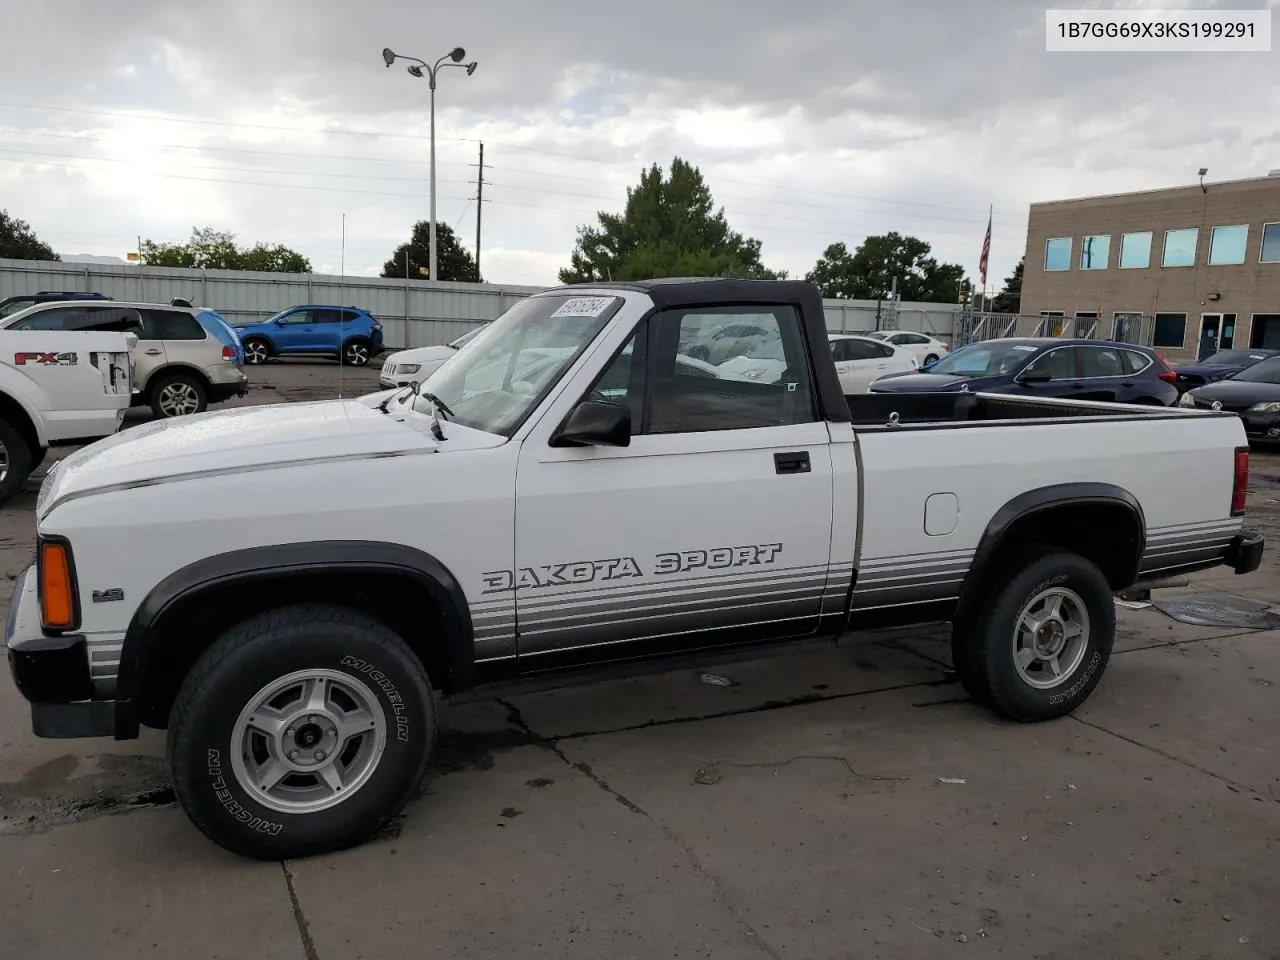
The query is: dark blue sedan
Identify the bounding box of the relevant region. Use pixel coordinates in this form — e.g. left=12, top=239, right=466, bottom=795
left=1171, top=348, right=1280, bottom=394
left=870, top=338, right=1180, bottom=406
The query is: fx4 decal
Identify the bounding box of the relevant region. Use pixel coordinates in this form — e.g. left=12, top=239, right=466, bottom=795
left=480, top=542, right=784, bottom=594
left=14, top=351, right=77, bottom=366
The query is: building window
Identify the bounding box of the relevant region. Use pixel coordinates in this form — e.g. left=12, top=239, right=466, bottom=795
left=1079, top=235, right=1110, bottom=270
left=1162, top=228, right=1198, bottom=267
left=1208, top=225, right=1248, bottom=265
left=1044, top=237, right=1072, bottom=271
left=1261, top=223, right=1280, bottom=263
left=1152, top=313, right=1187, bottom=348
left=1118, top=232, right=1152, bottom=269
left=1112, top=311, right=1143, bottom=344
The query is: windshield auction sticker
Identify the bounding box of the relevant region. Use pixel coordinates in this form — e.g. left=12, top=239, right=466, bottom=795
left=550, top=297, right=615, bottom=318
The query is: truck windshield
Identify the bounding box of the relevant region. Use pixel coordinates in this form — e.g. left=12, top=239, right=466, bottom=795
left=413, top=294, right=624, bottom=436
left=927, top=342, right=1037, bottom=377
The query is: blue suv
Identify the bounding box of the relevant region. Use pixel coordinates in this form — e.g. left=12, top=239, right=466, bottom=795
left=232, top=305, right=384, bottom=366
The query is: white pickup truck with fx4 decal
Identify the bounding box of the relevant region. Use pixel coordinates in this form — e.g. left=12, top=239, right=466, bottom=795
left=4, top=278, right=1263, bottom=861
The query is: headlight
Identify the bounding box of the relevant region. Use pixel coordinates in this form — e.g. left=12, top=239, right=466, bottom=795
left=1248, top=401, right=1280, bottom=413
left=1178, top=392, right=1197, bottom=408
left=397, top=364, right=420, bottom=375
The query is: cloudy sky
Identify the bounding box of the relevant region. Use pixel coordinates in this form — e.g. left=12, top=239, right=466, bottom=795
left=2, top=0, right=1277, bottom=289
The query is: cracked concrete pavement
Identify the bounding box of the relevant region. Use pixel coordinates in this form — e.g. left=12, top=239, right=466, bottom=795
left=2, top=361, right=1279, bottom=959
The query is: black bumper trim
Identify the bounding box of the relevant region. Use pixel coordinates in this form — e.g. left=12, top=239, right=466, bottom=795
left=1225, top=529, right=1264, bottom=575
left=32, top=701, right=116, bottom=738
left=8, top=633, right=93, bottom=703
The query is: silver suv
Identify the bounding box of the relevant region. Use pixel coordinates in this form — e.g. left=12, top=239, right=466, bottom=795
left=1, top=300, right=249, bottom=418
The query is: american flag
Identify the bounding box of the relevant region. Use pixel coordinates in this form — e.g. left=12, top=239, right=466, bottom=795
left=978, top=204, right=992, bottom=288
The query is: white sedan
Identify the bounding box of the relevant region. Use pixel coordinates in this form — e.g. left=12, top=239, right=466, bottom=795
left=864, top=330, right=950, bottom=367
left=828, top=334, right=918, bottom=392
left=378, top=326, right=484, bottom=389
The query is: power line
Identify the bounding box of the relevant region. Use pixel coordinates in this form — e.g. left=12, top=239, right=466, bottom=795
left=0, top=102, right=1028, bottom=221
left=0, top=152, right=1025, bottom=253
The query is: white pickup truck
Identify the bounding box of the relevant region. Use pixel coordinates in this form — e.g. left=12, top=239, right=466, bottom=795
left=5, top=279, right=1263, bottom=860
left=0, top=327, right=134, bottom=504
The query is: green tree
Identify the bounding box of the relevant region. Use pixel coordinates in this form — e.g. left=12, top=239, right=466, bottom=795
left=990, top=256, right=1024, bottom=313
left=0, top=210, right=59, bottom=261
left=381, top=221, right=479, bottom=282
left=805, top=233, right=967, bottom=303
left=559, top=157, right=785, bottom=284
left=140, top=226, right=311, bottom=272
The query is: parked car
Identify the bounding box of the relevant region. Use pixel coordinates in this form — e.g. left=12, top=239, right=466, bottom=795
left=1, top=300, right=248, bottom=418
left=870, top=338, right=1179, bottom=406
left=11, top=279, right=1263, bottom=861
left=0, top=291, right=111, bottom=318
left=0, top=322, right=134, bottom=503
left=233, top=305, right=384, bottom=366
left=1170, top=348, right=1280, bottom=394
left=1179, top=355, right=1280, bottom=444
left=684, top=319, right=778, bottom=364
left=379, top=326, right=483, bottom=389
left=827, top=333, right=918, bottom=392
left=865, top=330, right=950, bottom=366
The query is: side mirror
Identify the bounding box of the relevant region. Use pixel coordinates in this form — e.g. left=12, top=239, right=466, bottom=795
left=550, top=400, right=631, bottom=447
left=1018, top=370, right=1052, bottom=385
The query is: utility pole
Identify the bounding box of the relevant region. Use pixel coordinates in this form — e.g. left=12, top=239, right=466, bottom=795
left=475, top=142, right=484, bottom=282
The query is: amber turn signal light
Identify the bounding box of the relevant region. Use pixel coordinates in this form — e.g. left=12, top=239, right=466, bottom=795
left=39, top=539, right=77, bottom=631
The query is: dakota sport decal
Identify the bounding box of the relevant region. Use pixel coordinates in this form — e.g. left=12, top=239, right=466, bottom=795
left=480, top=542, right=783, bottom=594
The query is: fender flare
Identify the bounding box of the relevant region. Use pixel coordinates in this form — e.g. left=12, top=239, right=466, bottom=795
left=114, top=541, right=474, bottom=736
left=956, top=482, right=1146, bottom=617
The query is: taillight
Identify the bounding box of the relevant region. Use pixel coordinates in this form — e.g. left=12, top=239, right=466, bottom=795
left=1156, top=353, right=1177, bottom=384
left=1231, top=446, right=1249, bottom=516
left=221, top=345, right=235, bottom=361
left=38, top=537, right=79, bottom=632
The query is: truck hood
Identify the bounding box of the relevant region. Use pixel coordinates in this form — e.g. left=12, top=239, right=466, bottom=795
left=36, top=400, right=463, bottom=518
left=384, top=344, right=456, bottom=366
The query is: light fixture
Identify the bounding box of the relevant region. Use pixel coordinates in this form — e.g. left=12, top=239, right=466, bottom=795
left=381, top=47, right=396, bottom=67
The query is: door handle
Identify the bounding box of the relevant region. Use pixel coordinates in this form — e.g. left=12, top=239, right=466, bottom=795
left=143, top=349, right=162, bottom=356
left=774, top=451, right=811, bottom=475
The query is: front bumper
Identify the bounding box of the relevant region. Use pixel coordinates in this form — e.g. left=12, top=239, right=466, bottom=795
left=1242, top=411, right=1280, bottom=442
left=5, top=565, right=117, bottom=738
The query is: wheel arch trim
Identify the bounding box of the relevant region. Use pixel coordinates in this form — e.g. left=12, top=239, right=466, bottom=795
left=114, top=540, right=474, bottom=737
left=957, top=482, right=1146, bottom=617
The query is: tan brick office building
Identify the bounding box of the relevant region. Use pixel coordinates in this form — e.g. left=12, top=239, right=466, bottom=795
left=1019, top=173, right=1280, bottom=361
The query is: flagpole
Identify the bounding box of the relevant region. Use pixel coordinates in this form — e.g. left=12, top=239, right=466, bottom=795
left=980, top=203, right=992, bottom=313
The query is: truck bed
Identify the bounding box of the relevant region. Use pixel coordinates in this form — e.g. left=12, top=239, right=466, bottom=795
left=845, top=391, right=1212, bottom=428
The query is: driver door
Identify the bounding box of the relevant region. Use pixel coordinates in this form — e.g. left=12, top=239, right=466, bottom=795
left=512, top=303, right=838, bottom=674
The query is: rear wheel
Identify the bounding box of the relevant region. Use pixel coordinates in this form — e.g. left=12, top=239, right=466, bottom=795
left=150, top=372, right=208, bottom=418
left=242, top=337, right=272, bottom=365
left=167, top=603, right=436, bottom=860
left=923, top=353, right=939, bottom=365
left=342, top=338, right=372, bottom=367
left=0, top=417, right=34, bottom=507
left=951, top=545, right=1115, bottom=722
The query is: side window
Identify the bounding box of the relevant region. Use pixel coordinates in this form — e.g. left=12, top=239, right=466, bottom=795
left=141, top=309, right=205, bottom=340
left=842, top=339, right=888, bottom=361
left=1025, top=347, right=1077, bottom=380
left=1119, top=350, right=1152, bottom=375
left=310, top=309, right=343, bottom=325
left=1079, top=346, right=1125, bottom=378
left=279, top=310, right=311, bottom=325
left=829, top=340, right=850, bottom=362
left=7, top=307, right=81, bottom=330
left=646, top=306, right=815, bottom=434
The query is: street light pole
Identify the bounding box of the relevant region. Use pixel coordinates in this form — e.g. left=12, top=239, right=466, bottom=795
left=381, top=46, right=478, bottom=283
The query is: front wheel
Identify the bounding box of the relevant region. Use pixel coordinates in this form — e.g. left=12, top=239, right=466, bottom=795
left=242, top=337, right=272, bottom=365
left=951, top=546, right=1115, bottom=722
left=923, top=353, right=939, bottom=365
left=167, top=604, right=436, bottom=860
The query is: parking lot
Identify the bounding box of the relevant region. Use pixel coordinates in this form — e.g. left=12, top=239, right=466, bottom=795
left=2, top=359, right=1280, bottom=959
